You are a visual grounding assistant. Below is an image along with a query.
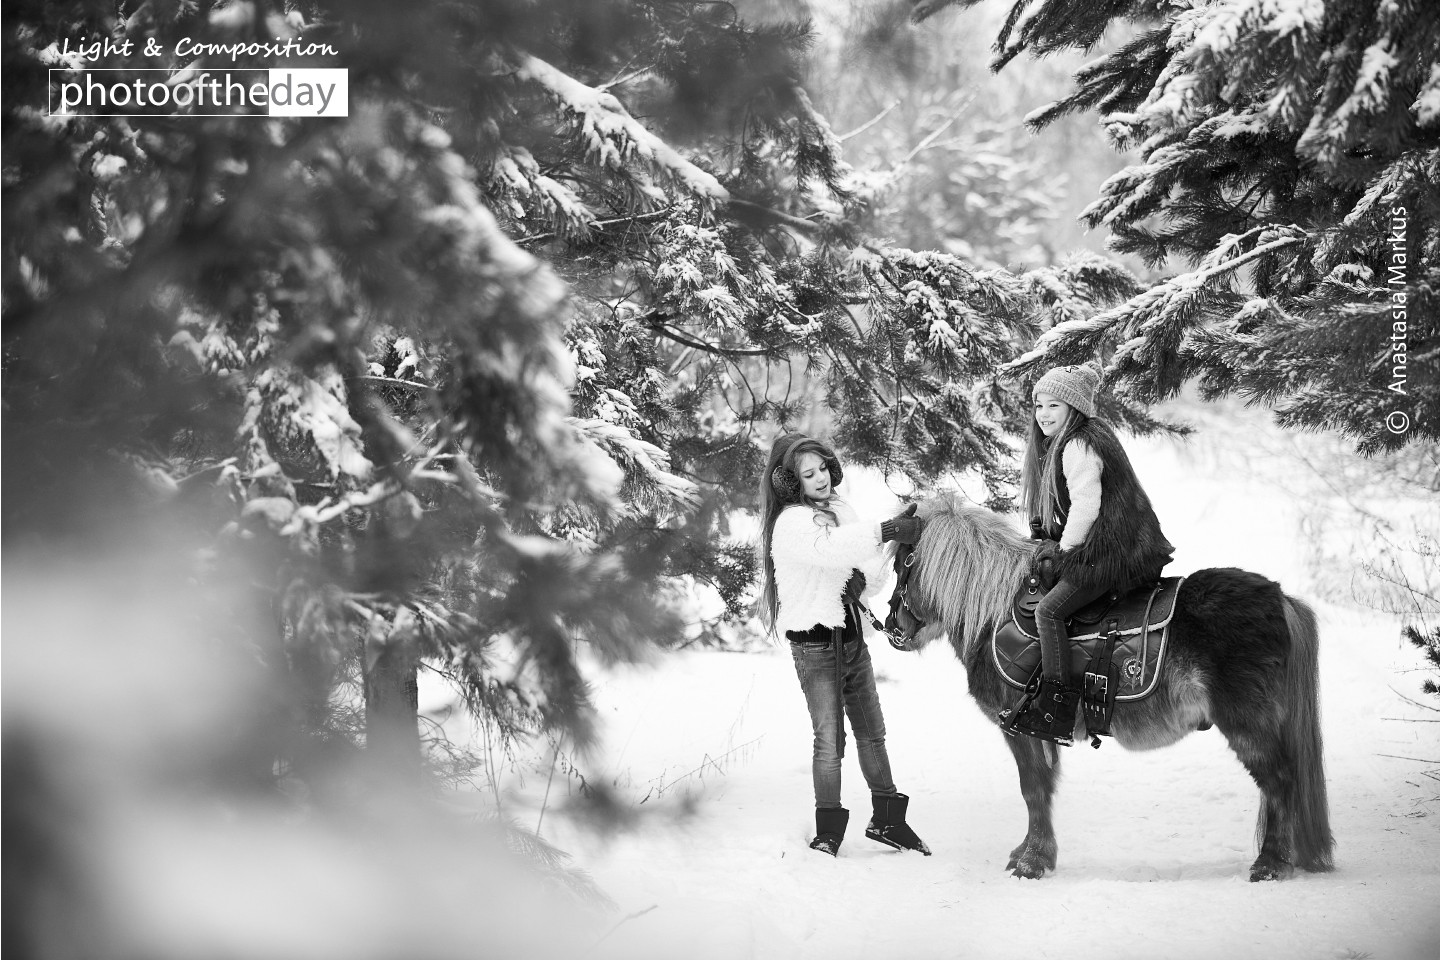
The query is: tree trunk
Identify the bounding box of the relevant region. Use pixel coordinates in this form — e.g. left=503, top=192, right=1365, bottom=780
left=364, top=644, right=421, bottom=776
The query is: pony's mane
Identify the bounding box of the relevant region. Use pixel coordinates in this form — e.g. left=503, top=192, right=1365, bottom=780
left=913, top=494, right=1034, bottom=659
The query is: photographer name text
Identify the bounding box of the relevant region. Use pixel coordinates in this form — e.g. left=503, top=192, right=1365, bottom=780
left=1387, top=206, right=1408, bottom=400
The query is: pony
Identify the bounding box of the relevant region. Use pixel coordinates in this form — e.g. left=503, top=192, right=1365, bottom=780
left=892, top=494, right=1333, bottom=881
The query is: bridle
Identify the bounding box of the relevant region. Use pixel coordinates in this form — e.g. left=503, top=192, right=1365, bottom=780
left=879, top=542, right=927, bottom=651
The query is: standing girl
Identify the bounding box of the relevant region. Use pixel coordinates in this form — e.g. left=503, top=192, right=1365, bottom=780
left=757, top=433, right=930, bottom=857
left=1003, top=363, right=1174, bottom=744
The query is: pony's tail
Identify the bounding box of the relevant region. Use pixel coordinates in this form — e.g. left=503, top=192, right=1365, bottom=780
left=1282, top=594, right=1334, bottom=872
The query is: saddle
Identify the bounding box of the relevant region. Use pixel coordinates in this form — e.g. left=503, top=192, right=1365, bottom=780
left=993, top=575, right=1185, bottom=742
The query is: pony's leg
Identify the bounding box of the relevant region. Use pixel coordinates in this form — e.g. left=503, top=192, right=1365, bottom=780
left=1002, top=733, right=1059, bottom=878
left=1215, top=720, right=1296, bottom=881
left=1213, top=596, right=1333, bottom=881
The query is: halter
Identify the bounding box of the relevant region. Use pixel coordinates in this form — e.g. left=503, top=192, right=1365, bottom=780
left=879, top=543, right=926, bottom=651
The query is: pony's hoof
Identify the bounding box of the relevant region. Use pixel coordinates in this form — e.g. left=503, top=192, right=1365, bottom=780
left=1248, top=857, right=1294, bottom=881
left=1010, top=857, right=1050, bottom=879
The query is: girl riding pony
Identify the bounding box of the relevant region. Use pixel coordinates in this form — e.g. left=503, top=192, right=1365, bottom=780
left=1004, top=364, right=1174, bottom=745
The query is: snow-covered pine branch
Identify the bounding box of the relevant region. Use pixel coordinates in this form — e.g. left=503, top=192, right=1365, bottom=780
left=937, top=0, right=1437, bottom=448
left=514, top=54, right=730, bottom=208
left=488, top=145, right=598, bottom=240
left=1003, top=229, right=1307, bottom=382
left=568, top=417, right=700, bottom=516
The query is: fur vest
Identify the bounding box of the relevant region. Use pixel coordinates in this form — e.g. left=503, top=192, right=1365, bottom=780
left=1042, top=418, right=1173, bottom=591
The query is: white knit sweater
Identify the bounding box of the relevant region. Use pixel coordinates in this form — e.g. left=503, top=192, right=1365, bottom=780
left=1059, top=439, right=1103, bottom=550
left=771, top=500, right=891, bottom=635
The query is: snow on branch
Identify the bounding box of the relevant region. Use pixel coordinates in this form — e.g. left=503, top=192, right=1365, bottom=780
left=1416, top=63, right=1440, bottom=126
left=280, top=476, right=407, bottom=536
left=514, top=55, right=730, bottom=206
left=1340, top=150, right=1431, bottom=230
left=490, top=145, right=597, bottom=238
left=1003, top=228, right=1306, bottom=377
left=568, top=417, right=699, bottom=513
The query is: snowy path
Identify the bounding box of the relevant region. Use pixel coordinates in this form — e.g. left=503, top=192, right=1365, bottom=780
left=538, top=420, right=1439, bottom=960
left=557, top=606, right=1436, bottom=960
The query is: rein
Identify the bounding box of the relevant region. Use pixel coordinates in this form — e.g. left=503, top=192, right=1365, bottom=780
left=854, top=598, right=918, bottom=651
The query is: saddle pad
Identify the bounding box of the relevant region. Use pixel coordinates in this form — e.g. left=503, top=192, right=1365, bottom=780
left=992, top=577, right=1187, bottom=702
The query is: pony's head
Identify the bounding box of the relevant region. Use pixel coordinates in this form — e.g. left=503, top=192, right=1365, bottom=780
left=887, top=494, right=1035, bottom=660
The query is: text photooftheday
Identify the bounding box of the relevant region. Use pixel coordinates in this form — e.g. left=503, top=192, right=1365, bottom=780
left=51, top=68, right=347, bottom=117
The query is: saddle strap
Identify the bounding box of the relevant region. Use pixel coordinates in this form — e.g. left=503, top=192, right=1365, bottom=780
left=1081, top=620, right=1121, bottom=743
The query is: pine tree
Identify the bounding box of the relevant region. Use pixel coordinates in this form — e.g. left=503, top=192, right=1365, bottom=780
left=3, top=0, right=705, bottom=774
left=804, top=0, right=1091, bottom=272
left=914, top=0, right=1439, bottom=454
left=1405, top=625, right=1440, bottom=703
left=4, top=0, right=1157, bottom=804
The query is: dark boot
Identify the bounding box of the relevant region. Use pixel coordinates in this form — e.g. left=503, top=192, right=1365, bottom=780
left=809, top=806, right=849, bottom=857
left=865, top=792, right=931, bottom=855
left=998, top=677, right=1080, bottom=746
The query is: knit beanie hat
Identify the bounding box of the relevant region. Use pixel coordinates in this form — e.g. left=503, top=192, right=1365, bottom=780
left=1033, top=363, right=1099, bottom=418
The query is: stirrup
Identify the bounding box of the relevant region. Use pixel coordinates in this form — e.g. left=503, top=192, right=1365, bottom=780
left=999, top=677, right=1078, bottom=747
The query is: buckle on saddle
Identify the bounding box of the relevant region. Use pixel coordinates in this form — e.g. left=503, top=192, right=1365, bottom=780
left=1079, top=618, right=1123, bottom=748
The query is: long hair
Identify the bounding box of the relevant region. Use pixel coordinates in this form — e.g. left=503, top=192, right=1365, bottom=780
left=1019, top=406, right=1090, bottom=532
left=756, top=433, right=842, bottom=632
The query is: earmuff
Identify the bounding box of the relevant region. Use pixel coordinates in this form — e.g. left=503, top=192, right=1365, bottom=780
left=769, top=436, right=843, bottom=504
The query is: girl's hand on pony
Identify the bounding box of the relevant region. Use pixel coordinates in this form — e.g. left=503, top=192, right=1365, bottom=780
left=1031, top=539, right=1062, bottom=567
left=1031, top=539, right=1062, bottom=590
left=881, top=504, right=922, bottom=544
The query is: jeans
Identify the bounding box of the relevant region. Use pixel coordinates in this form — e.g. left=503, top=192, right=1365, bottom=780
left=789, top=608, right=897, bottom=809
left=1035, top=575, right=1108, bottom=685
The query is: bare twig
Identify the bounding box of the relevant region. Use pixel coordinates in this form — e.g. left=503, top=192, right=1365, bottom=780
left=837, top=100, right=900, bottom=141
left=1389, top=685, right=1440, bottom=712
left=641, top=736, right=764, bottom=801
left=589, top=905, right=659, bottom=952
left=898, top=109, right=968, bottom=167
left=649, top=319, right=772, bottom=357
left=536, top=733, right=564, bottom=837
left=726, top=197, right=824, bottom=234
left=515, top=206, right=675, bottom=246
left=477, top=708, right=504, bottom=815
left=356, top=374, right=436, bottom=392
left=598, top=54, right=649, bottom=92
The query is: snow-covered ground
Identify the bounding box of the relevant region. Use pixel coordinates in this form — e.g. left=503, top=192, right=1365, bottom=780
left=511, top=407, right=1439, bottom=960
left=14, top=401, right=1432, bottom=960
